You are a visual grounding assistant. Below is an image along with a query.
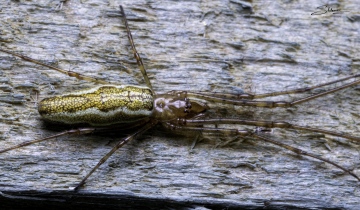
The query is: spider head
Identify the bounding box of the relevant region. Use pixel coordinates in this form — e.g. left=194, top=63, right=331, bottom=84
left=153, top=91, right=208, bottom=121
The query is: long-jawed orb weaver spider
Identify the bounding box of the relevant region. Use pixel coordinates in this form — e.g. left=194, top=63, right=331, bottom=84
left=0, top=5, right=359, bottom=191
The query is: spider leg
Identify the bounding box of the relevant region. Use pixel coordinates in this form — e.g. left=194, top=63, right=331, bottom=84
left=120, top=6, right=153, bottom=91
left=182, top=118, right=360, bottom=142
left=253, top=73, right=360, bottom=99
left=0, top=127, right=96, bottom=154
left=252, top=133, right=360, bottom=181
left=187, top=74, right=360, bottom=108
left=54, top=0, right=67, bottom=11
left=74, top=120, right=157, bottom=191
left=163, top=122, right=360, bottom=181
left=200, top=74, right=360, bottom=100
left=0, top=48, right=110, bottom=84
left=0, top=119, right=150, bottom=154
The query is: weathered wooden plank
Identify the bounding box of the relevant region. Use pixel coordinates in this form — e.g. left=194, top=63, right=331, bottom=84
left=0, top=0, right=359, bottom=209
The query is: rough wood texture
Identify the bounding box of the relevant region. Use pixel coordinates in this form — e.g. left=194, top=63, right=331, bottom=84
left=0, top=0, right=359, bottom=209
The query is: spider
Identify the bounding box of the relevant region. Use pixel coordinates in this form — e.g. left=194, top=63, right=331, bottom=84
left=0, top=5, right=359, bottom=191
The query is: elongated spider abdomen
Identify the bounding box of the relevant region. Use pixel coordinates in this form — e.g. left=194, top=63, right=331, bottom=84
left=38, top=85, right=154, bottom=126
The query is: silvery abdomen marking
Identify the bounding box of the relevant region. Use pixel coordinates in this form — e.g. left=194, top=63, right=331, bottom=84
left=38, top=85, right=154, bottom=126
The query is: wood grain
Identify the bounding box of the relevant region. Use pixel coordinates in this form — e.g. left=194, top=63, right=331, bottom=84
left=0, top=0, right=359, bottom=209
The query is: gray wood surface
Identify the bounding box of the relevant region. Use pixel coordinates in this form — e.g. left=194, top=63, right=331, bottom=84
left=0, top=0, right=359, bottom=209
